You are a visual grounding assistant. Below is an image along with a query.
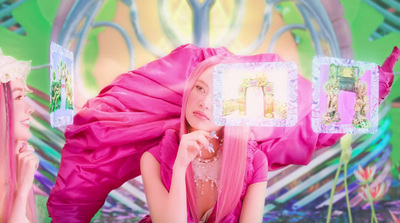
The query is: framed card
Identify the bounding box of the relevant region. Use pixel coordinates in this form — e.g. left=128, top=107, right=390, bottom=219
left=213, top=62, right=298, bottom=127
left=312, top=56, right=379, bottom=134
left=49, top=42, right=74, bottom=127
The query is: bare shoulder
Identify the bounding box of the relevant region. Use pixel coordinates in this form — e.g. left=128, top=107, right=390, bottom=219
left=141, top=151, right=157, bottom=164
left=140, top=151, right=160, bottom=173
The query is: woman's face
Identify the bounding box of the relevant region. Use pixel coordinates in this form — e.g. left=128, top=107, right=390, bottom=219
left=10, top=79, right=34, bottom=142
left=185, top=66, right=222, bottom=133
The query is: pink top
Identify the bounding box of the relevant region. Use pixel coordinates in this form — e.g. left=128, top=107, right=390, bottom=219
left=139, top=129, right=268, bottom=223
left=47, top=44, right=398, bottom=222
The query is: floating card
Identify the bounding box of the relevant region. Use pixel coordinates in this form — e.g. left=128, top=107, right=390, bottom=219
left=213, top=62, right=298, bottom=127
left=49, top=42, right=74, bottom=127
left=312, top=56, right=379, bottom=134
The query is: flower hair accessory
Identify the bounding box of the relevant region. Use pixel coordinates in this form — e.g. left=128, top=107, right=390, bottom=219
left=0, top=48, right=32, bottom=91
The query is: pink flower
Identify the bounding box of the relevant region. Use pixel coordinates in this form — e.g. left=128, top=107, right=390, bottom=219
left=354, top=164, right=376, bottom=184
left=390, top=210, right=400, bottom=223
left=360, top=182, right=387, bottom=201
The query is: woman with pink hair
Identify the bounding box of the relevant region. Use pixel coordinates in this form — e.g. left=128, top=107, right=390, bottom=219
left=0, top=49, right=38, bottom=223
left=140, top=55, right=267, bottom=222
left=47, top=44, right=399, bottom=222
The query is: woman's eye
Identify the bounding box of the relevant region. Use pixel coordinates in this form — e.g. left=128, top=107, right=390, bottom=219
left=15, top=95, right=25, bottom=100
left=195, top=85, right=205, bottom=93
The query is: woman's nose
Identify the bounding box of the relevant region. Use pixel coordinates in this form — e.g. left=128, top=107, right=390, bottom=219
left=199, top=101, right=209, bottom=109
left=26, top=100, right=34, bottom=114
left=199, top=94, right=212, bottom=110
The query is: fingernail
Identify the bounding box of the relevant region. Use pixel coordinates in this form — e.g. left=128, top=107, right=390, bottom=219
left=211, top=130, right=219, bottom=139
left=208, top=144, right=214, bottom=153
left=27, top=145, right=35, bottom=151
left=20, top=142, right=27, bottom=149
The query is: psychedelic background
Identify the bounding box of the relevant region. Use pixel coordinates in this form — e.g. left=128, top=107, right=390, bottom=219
left=0, top=0, right=399, bottom=222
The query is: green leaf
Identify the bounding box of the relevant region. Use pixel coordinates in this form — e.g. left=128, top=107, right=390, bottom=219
left=37, top=0, right=61, bottom=26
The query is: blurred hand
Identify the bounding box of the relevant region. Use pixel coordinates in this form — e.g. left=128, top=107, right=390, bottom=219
left=15, top=141, right=39, bottom=198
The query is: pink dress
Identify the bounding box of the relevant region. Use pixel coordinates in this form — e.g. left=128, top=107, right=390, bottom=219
left=139, top=129, right=268, bottom=223
left=47, top=44, right=399, bottom=222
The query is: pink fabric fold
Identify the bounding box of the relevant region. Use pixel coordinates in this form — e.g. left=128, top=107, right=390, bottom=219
left=379, top=46, right=399, bottom=102
left=47, top=44, right=398, bottom=222
left=47, top=44, right=232, bottom=222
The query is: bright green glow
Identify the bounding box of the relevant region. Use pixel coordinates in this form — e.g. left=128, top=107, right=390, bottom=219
left=350, top=2, right=400, bottom=71
left=344, top=0, right=400, bottom=178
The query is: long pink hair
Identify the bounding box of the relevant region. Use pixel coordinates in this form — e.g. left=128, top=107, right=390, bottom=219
left=179, top=56, right=249, bottom=222
left=0, top=82, right=36, bottom=223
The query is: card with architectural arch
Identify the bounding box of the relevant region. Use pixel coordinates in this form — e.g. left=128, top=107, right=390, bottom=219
left=312, top=56, right=379, bottom=134
left=49, top=42, right=74, bottom=128
left=213, top=62, right=298, bottom=127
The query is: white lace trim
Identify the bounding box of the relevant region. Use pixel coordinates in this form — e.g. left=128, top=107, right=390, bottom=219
left=0, top=48, right=31, bottom=86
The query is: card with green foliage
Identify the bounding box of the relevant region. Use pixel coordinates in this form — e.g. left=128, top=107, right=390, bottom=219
left=50, top=42, right=74, bottom=127
left=312, top=56, right=379, bottom=134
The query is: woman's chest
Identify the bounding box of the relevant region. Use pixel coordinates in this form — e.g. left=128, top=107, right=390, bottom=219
left=196, top=180, right=218, bottom=220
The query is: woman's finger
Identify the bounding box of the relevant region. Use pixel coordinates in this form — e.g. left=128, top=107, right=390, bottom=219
left=17, top=150, right=35, bottom=159
left=184, top=130, right=211, bottom=140
left=16, top=142, right=28, bottom=153
left=27, top=144, right=35, bottom=151
left=17, top=151, right=32, bottom=160
left=26, top=154, right=39, bottom=163
left=193, top=130, right=212, bottom=139
left=196, top=134, right=209, bottom=151
left=186, top=140, right=201, bottom=153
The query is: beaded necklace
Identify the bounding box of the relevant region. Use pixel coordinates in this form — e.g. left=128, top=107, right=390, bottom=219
left=192, top=139, right=223, bottom=196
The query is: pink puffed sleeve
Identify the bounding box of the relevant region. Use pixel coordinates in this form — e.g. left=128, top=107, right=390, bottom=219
left=249, top=149, right=269, bottom=184
left=47, top=44, right=232, bottom=222
left=256, top=46, right=399, bottom=171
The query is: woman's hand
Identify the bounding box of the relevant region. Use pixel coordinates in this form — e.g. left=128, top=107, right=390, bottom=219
left=8, top=142, right=38, bottom=223
left=15, top=141, right=39, bottom=198
left=174, top=130, right=211, bottom=170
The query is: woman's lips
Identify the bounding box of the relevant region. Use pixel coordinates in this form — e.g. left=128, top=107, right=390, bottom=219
left=193, top=111, right=209, bottom=120
left=21, top=119, right=30, bottom=127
